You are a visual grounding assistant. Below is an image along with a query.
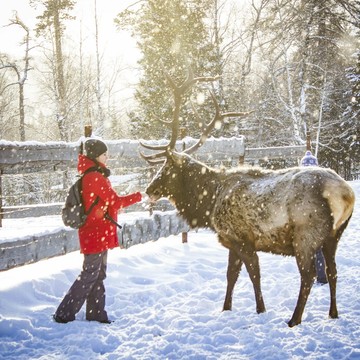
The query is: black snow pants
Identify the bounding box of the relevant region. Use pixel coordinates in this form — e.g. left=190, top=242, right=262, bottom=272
left=54, top=251, right=109, bottom=322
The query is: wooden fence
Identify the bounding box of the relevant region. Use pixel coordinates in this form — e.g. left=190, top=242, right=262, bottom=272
left=0, top=137, right=250, bottom=221
left=0, top=137, right=306, bottom=221
left=0, top=137, right=306, bottom=270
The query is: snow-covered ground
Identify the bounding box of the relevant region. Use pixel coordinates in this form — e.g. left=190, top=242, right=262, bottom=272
left=0, top=181, right=359, bottom=360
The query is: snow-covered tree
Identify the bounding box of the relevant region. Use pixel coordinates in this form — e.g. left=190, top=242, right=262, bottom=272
left=115, top=0, right=221, bottom=139
left=0, top=60, right=18, bottom=140
left=0, top=14, right=33, bottom=141
left=30, top=0, right=76, bottom=141
left=320, top=39, right=360, bottom=179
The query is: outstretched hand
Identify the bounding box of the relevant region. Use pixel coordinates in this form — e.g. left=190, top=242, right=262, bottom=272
left=139, top=193, right=155, bottom=214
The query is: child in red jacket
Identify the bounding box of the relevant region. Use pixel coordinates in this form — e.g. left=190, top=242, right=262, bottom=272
left=54, top=139, right=142, bottom=324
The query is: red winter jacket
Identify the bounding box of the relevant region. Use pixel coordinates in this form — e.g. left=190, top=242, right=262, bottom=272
left=77, top=154, right=142, bottom=254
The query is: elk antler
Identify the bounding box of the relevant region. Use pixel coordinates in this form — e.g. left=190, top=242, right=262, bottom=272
left=139, top=68, right=195, bottom=163
left=184, top=91, right=254, bottom=155
left=140, top=68, right=252, bottom=163
left=140, top=67, right=219, bottom=162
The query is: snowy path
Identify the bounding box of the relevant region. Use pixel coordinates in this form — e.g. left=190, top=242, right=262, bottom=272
left=0, top=181, right=359, bottom=360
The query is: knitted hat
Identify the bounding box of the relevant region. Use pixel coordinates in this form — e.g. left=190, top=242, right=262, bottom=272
left=85, top=139, right=108, bottom=159
left=300, top=150, right=318, bottom=166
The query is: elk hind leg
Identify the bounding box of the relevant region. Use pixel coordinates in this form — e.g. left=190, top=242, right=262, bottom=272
left=321, top=238, right=338, bottom=319
left=223, top=248, right=243, bottom=311
left=325, top=218, right=351, bottom=319
left=288, top=250, right=317, bottom=327
left=321, top=219, right=351, bottom=320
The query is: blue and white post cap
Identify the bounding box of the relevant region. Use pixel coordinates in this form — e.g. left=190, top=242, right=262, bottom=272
left=300, top=150, right=318, bottom=166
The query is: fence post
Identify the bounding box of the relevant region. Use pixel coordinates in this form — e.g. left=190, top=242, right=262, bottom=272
left=306, top=130, right=311, bottom=151
left=85, top=125, right=92, bottom=137
left=81, top=125, right=93, bottom=154
left=0, top=170, right=3, bottom=227
left=239, top=154, right=245, bottom=165
left=182, top=232, right=188, bottom=243
left=180, top=127, right=188, bottom=243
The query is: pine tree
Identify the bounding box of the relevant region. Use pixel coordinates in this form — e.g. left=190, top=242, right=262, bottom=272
left=116, top=0, right=219, bottom=139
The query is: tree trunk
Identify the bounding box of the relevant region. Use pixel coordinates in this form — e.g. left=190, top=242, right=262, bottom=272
left=94, top=0, right=105, bottom=136
left=19, top=83, right=25, bottom=141
left=53, top=0, right=68, bottom=141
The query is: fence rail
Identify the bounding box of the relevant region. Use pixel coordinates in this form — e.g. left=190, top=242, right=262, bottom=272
left=0, top=137, right=248, bottom=174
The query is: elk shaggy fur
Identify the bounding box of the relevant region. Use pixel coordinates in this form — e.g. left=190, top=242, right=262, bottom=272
left=146, top=152, right=355, bottom=327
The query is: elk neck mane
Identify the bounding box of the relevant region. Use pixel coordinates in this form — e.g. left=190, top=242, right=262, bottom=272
left=173, top=154, right=281, bottom=230
left=173, top=154, right=220, bottom=229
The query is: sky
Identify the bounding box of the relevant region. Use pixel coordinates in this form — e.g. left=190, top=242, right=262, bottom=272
left=0, top=179, right=359, bottom=359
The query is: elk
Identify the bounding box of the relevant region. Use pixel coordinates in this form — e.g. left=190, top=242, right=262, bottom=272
left=140, top=69, right=355, bottom=327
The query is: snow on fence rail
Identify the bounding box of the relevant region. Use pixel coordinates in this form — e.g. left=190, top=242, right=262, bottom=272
left=0, top=136, right=306, bottom=174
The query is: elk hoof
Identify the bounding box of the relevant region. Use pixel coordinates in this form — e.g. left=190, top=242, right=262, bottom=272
left=222, top=300, right=232, bottom=311
left=287, top=319, right=300, bottom=327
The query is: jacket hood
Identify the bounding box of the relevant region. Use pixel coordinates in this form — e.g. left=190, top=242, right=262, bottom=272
left=78, top=154, right=106, bottom=174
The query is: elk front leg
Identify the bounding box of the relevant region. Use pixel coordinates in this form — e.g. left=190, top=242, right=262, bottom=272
left=240, top=248, right=266, bottom=314
left=223, top=248, right=243, bottom=311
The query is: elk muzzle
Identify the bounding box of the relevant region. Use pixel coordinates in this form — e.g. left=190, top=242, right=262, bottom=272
left=145, top=185, right=162, bottom=203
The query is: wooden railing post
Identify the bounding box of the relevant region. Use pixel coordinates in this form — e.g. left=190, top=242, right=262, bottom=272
left=182, top=232, right=188, bottom=243
left=180, top=127, right=188, bottom=243
left=85, top=125, right=92, bottom=138
left=239, top=154, right=245, bottom=165
left=0, top=170, right=3, bottom=227
left=81, top=125, right=93, bottom=154
left=306, top=131, right=311, bottom=151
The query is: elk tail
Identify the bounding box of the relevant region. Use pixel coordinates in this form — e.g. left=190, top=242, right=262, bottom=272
left=322, top=180, right=355, bottom=233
